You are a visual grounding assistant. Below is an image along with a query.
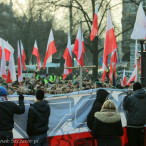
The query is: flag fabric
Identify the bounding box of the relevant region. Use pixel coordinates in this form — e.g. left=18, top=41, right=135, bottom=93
left=121, top=69, right=127, bottom=86
left=0, top=39, right=12, bottom=61
left=90, top=0, right=98, bottom=41
left=63, top=33, right=72, bottom=80
left=131, top=2, right=146, bottom=40
left=43, top=29, right=57, bottom=69
left=6, top=52, right=16, bottom=83
left=20, top=40, right=26, bottom=71
left=109, top=49, right=117, bottom=82
left=18, top=41, right=23, bottom=83
left=8, top=90, right=141, bottom=146
left=32, top=40, right=41, bottom=70
left=73, top=24, right=84, bottom=67
left=134, top=40, right=138, bottom=68
left=82, top=34, right=85, bottom=53
left=102, top=10, right=117, bottom=82
left=127, top=67, right=137, bottom=86
left=1, top=40, right=6, bottom=79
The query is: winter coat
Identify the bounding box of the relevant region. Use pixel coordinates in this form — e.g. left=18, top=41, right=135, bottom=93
left=123, top=89, right=146, bottom=126
left=91, top=110, right=124, bottom=146
left=0, top=99, right=25, bottom=131
left=87, top=89, right=109, bottom=130
left=27, top=100, right=50, bottom=136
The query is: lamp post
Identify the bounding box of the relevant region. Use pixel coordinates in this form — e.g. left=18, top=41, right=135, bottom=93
left=139, top=40, right=145, bottom=87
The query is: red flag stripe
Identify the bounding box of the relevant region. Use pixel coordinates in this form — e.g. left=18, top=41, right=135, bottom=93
left=43, top=41, right=57, bottom=69
left=90, top=14, right=98, bottom=41
left=6, top=69, right=12, bottom=83
left=32, top=45, right=41, bottom=69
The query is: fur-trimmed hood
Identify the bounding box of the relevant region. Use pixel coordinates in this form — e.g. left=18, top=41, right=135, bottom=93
left=94, top=110, right=121, bottom=123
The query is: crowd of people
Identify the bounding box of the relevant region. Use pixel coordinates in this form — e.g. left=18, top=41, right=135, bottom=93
left=0, top=71, right=134, bottom=96
left=0, top=75, right=145, bottom=146
left=88, top=82, right=146, bottom=146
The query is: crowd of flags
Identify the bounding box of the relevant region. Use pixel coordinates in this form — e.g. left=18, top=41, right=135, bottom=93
left=0, top=0, right=145, bottom=86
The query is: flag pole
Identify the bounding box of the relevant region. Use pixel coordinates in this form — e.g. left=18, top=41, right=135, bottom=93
left=80, top=21, right=83, bottom=91
left=136, top=55, right=139, bottom=82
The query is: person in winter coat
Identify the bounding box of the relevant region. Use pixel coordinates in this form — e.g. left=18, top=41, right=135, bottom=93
left=0, top=86, right=25, bottom=146
left=87, top=89, right=109, bottom=130
left=91, top=100, right=124, bottom=146
left=27, top=89, right=50, bottom=146
left=123, top=82, right=146, bottom=146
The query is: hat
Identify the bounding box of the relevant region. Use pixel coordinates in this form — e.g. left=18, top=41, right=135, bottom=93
left=1, top=83, right=8, bottom=89
left=95, top=81, right=102, bottom=85
left=0, top=86, right=8, bottom=96
left=73, top=80, right=79, bottom=85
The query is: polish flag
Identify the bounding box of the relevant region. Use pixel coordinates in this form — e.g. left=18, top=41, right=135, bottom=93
left=73, top=24, right=84, bottom=67
left=18, top=41, right=23, bottom=83
left=63, top=33, right=72, bottom=80
left=20, top=40, right=26, bottom=70
left=90, top=0, right=98, bottom=41
left=43, top=29, right=57, bottom=69
left=134, top=40, right=138, bottom=68
left=32, top=40, right=41, bottom=69
left=127, top=67, right=137, bottom=86
left=1, top=40, right=6, bottom=79
left=6, top=52, right=16, bottom=83
left=109, top=49, right=117, bottom=81
left=102, top=10, right=117, bottom=82
left=121, top=69, right=126, bottom=86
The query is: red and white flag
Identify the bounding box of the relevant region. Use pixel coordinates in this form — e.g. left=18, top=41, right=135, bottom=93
left=43, top=29, right=57, bottom=69
left=6, top=52, right=16, bottom=83
left=109, top=49, right=117, bottom=81
left=1, top=40, right=6, bottom=79
left=102, top=10, right=117, bottom=82
left=121, top=69, right=127, bottom=86
left=32, top=40, right=41, bottom=70
left=0, top=39, right=11, bottom=61
left=63, top=33, right=72, bottom=80
left=20, top=40, right=26, bottom=70
left=73, top=24, right=84, bottom=67
left=90, top=0, right=98, bottom=41
left=18, top=41, right=23, bottom=83
left=127, top=67, right=137, bottom=86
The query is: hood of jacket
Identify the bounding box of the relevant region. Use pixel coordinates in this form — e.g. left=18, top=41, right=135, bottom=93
left=94, top=109, right=121, bottom=123
left=133, top=89, right=146, bottom=98
left=30, top=100, right=49, bottom=113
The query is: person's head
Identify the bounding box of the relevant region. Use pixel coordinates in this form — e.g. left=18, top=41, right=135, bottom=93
left=96, top=89, right=109, bottom=104
left=101, top=100, right=117, bottom=111
left=133, top=82, right=142, bottom=91
left=1, top=83, right=8, bottom=89
left=36, top=89, right=44, bottom=100
left=8, top=87, right=14, bottom=95
left=0, top=86, right=8, bottom=96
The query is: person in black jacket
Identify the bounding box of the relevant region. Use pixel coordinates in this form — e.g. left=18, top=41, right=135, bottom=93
left=123, top=82, right=146, bottom=146
left=91, top=100, right=123, bottom=146
left=27, top=89, right=50, bottom=146
left=0, top=86, right=25, bottom=146
left=87, top=89, right=109, bottom=130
